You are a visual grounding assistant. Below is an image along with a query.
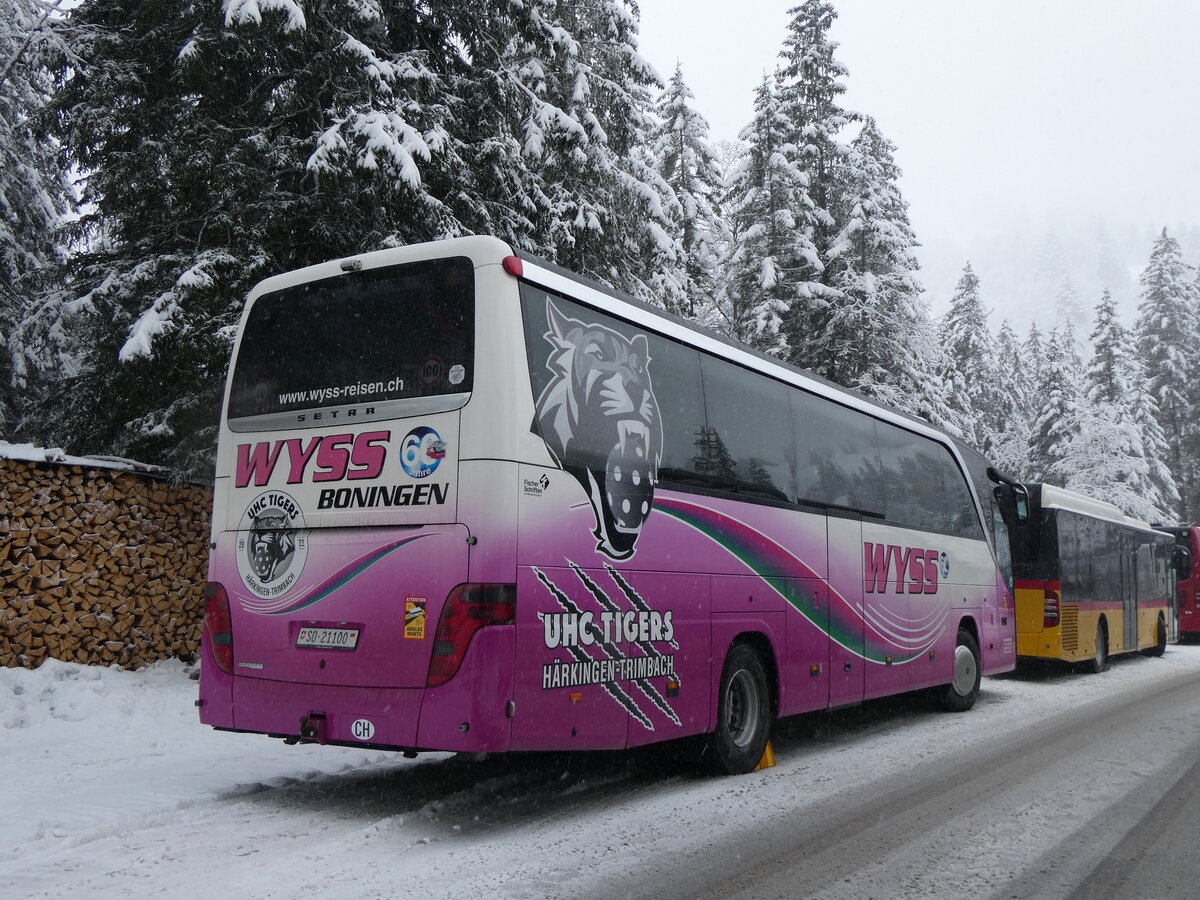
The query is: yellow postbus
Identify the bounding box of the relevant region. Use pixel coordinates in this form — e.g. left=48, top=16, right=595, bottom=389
left=1010, top=484, right=1175, bottom=672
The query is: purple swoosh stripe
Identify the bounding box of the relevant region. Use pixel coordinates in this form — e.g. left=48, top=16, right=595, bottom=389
left=242, top=534, right=435, bottom=617
left=653, top=496, right=937, bottom=662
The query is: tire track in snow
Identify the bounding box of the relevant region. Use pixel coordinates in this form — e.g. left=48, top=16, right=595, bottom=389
left=607, top=667, right=1200, bottom=900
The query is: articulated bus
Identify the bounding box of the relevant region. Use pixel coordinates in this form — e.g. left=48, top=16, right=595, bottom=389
left=198, top=236, right=1017, bottom=774
left=1010, top=483, right=1175, bottom=672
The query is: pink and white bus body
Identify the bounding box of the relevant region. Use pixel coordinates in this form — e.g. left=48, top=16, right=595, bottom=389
left=199, top=236, right=1016, bottom=773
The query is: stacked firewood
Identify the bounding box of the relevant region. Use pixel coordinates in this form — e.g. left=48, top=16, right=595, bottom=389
left=0, top=458, right=212, bottom=669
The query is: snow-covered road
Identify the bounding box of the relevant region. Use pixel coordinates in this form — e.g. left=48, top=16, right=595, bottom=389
left=6, top=646, right=1200, bottom=898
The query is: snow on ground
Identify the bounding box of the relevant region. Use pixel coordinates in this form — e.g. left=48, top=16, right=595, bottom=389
left=5, top=647, right=1200, bottom=898
left=0, top=660, right=409, bottom=847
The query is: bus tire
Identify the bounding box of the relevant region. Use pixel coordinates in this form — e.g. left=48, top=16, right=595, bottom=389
left=703, top=643, right=772, bottom=776
left=1144, top=616, right=1167, bottom=658
left=1087, top=621, right=1109, bottom=673
left=936, top=628, right=981, bottom=712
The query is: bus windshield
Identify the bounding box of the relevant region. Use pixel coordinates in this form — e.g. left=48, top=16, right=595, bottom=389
left=227, top=256, right=475, bottom=427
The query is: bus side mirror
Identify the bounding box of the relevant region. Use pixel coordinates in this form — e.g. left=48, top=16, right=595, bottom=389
left=992, top=482, right=1028, bottom=525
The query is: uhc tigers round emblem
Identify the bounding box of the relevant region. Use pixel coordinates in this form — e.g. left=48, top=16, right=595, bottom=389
left=236, top=490, right=309, bottom=600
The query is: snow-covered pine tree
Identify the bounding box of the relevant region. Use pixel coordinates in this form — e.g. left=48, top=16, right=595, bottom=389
left=1065, top=290, right=1178, bottom=521
left=1032, top=230, right=1067, bottom=318
left=521, top=0, right=685, bottom=313
left=1127, top=361, right=1182, bottom=521
left=1022, top=321, right=1046, bottom=398
left=1059, top=408, right=1163, bottom=522
left=696, top=137, right=741, bottom=332
left=1057, top=317, right=1086, bottom=388
left=1094, top=225, right=1130, bottom=307
left=1054, top=276, right=1086, bottom=329
left=819, top=117, right=951, bottom=428
left=987, top=320, right=1033, bottom=477
left=1086, top=291, right=1131, bottom=407
left=0, top=0, right=74, bottom=433
left=716, top=74, right=816, bottom=356
left=776, top=0, right=851, bottom=365
left=938, top=263, right=996, bottom=451
left=1135, top=227, right=1200, bottom=519
left=651, top=63, right=723, bottom=318
left=1027, top=329, right=1082, bottom=483
left=17, top=0, right=681, bottom=479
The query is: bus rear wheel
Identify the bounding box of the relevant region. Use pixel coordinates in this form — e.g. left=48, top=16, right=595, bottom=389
left=936, top=628, right=981, bottom=712
left=1087, top=621, right=1109, bottom=673
left=1143, top=616, right=1167, bottom=658
left=703, top=643, right=772, bottom=776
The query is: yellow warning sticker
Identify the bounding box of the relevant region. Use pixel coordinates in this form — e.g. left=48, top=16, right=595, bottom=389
left=404, top=596, right=427, bottom=639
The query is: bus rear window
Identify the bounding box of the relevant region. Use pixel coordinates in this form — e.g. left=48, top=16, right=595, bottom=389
left=227, top=257, right=474, bottom=426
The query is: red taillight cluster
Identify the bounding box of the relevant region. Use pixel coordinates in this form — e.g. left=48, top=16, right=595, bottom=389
left=203, top=582, right=234, bottom=674
left=1043, top=586, right=1060, bottom=629
left=427, top=583, right=515, bottom=687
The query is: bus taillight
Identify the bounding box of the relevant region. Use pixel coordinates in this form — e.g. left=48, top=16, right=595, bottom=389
left=203, top=582, right=234, bottom=674
left=1043, top=586, right=1060, bottom=628
left=427, top=583, right=516, bottom=687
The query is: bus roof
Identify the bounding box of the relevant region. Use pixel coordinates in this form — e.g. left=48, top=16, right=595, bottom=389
left=1039, top=483, right=1158, bottom=534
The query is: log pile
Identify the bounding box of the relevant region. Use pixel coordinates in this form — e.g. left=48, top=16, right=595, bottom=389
left=0, top=457, right=212, bottom=669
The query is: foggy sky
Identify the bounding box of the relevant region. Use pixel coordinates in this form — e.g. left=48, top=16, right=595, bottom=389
left=637, top=0, right=1200, bottom=254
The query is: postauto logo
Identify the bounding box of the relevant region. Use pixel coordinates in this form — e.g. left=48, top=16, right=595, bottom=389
left=400, top=426, right=446, bottom=479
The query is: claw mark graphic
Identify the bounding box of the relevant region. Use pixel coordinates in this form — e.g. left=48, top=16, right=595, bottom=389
left=533, top=568, right=654, bottom=730
left=605, top=564, right=680, bottom=651
left=532, top=565, right=679, bottom=730
left=568, top=562, right=680, bottom=726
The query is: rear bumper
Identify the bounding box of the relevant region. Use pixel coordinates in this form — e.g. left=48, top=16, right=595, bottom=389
left=198, top=627, right=515, bottom=752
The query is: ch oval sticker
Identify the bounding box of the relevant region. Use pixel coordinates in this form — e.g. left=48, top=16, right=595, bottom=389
left=351, top=718, right=375, bottom=741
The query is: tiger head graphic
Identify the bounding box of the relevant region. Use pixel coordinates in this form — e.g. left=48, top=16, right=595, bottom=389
left=247, top=514, right=296, bottom=584
left=534, top=300, right=663, bottom=560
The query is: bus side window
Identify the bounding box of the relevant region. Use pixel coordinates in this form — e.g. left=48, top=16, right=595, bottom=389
left=874, top=421, right=983, bottom=539
left=698, top=355, right=794, bottom=500
left=1082, top=517, right=1098, bottom=602
left=790, top=390, right=883, bottom=514
left=1073, top=515, right=1091, bottom=602
left=637, top=336, right=706, bottom=485
left=1099, top=522, right=1121, bottom=605
left=941, top=454, right=985, bottom=540
left=876, top=420, right=947, bottom=532
left=1058, top=514, right=1079, bottom=601
left=1099, top=526, right=1111, bottom=600
left=1136, top=539, right=1155, bottom=595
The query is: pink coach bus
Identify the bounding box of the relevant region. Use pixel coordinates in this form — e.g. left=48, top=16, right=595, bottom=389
left=198, top=236, right=1017, bottom=774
